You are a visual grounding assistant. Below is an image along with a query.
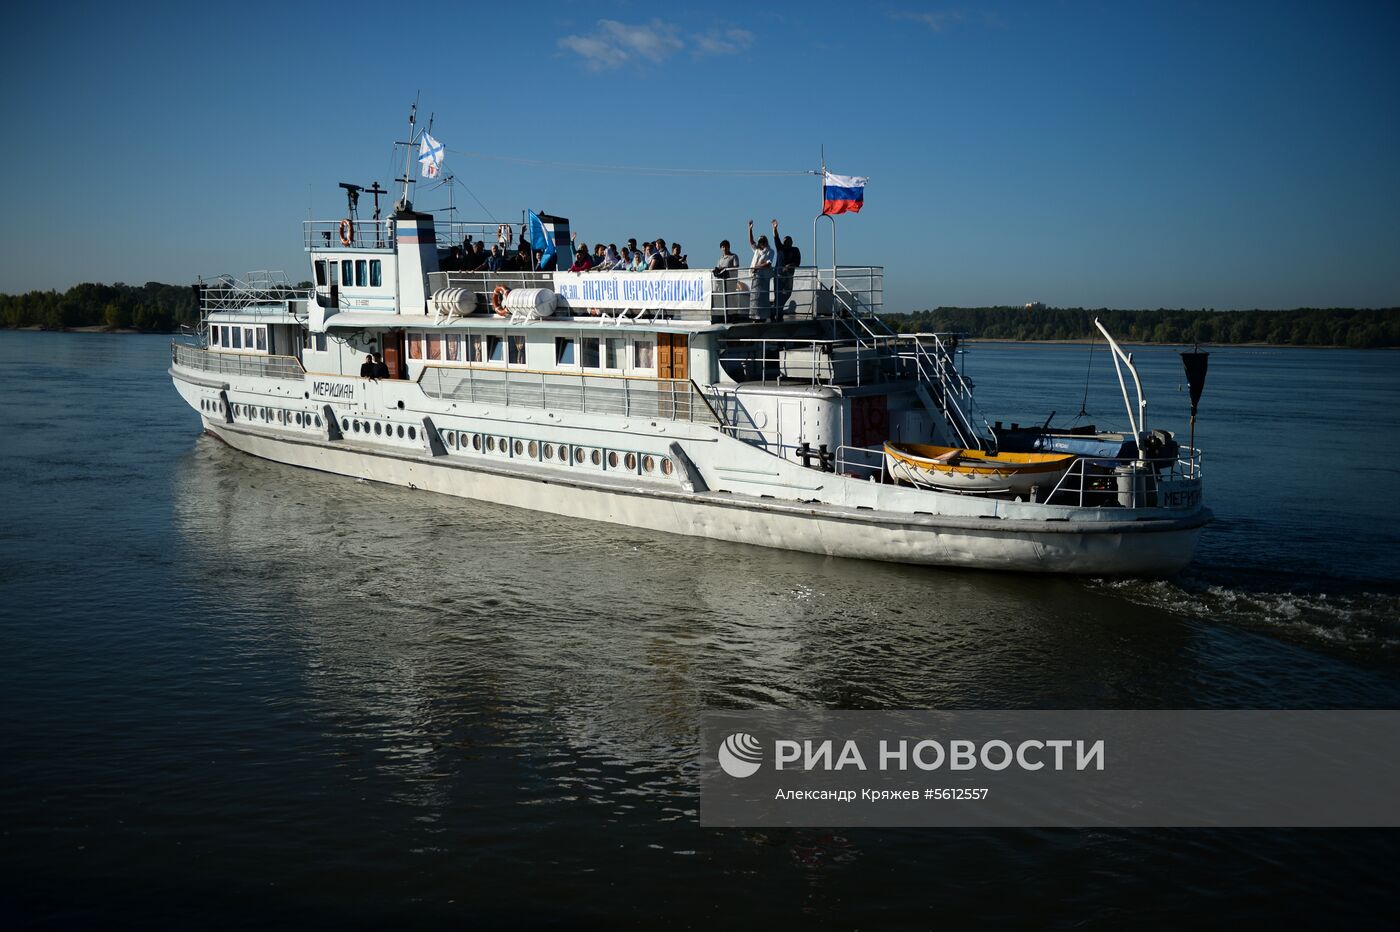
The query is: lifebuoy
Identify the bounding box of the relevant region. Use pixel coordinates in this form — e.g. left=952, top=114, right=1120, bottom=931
left=339, top=218, right=354, bottom=246
left=491, top=285, right=510, bottom=316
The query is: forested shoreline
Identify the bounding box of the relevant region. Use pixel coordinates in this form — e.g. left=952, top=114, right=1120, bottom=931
left=2, top=281, right=1396, bottom=347
left=1, top=282, right=200, bottom=333
left=888, top=306, right=1398, bottom=348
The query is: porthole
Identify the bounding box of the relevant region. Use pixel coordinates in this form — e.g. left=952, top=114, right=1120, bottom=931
left=542, top=442, right=553, bottom=459
left=314, top=415, right=322, bottom=427
left=352, top=421, right=360, bottom=433
left=513, top=440, right=524, bottom=456
left=471, top=433, right=481, bottom=451
left=341, top=419, right=350, bottom=432
left=218, top=402, right=225, bottom=413
left=590, top=450, right=602, bottom=466
left=574, top=447, right=586, bottom=464
left=558, top=445, right=569, bottom=462
left=374, top=422, right=382, bottom=436
left=361, top=421, right=369, bottom=434
left=528, top=441, right=538, bottom=458
left=643, top=455, right=655, bottom=473
left=407, top=426, right=416, bottom=440
left=661, top=457, right=675, bottom=476
left=294, top=412, right=303, bottom=426
left=625, top=453, right=637, bottom=470
left=499, top=437, right=509, bottom=454
left=396, top=425, right=404, bottom=438
left=485, top=436, right=495, bottom=452
left=447, top=431, right=457, bottom=448
left=607, top=451, right=619, bottom=468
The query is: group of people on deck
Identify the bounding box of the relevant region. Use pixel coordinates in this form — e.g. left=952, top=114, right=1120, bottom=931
left=445, top=218, right=802, bottom=320
left=568, top=237, right=689, bottom=273
left=565, top=219, right=801, bottom=321
left=716, top=219, right=801, bottom=320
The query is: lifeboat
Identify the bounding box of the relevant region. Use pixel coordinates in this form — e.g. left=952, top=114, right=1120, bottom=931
left=884, top=442, right=1076, bottom=496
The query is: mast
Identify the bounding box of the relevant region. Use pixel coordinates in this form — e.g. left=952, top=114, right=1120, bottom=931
left=396, top=98, right=419, bottom=212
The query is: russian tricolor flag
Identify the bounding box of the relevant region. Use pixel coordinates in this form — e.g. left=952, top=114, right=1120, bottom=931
left=822, top=171, right=867, bottom=215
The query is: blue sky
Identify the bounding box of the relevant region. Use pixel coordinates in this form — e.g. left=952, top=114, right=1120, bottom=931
left=2, top=1, right=1397, bottom=310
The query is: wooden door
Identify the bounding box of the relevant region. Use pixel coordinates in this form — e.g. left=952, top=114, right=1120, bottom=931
left=383, top=331, right=407, bottom=379
left=657, top=334, right=689, bottom=419
left=657, top=334, right=688, bottom=380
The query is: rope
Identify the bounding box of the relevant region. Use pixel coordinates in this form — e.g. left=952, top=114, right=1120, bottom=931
left=444, top=147, right=813, bottom=177
left=1075, top=328, right=1096, bottom=422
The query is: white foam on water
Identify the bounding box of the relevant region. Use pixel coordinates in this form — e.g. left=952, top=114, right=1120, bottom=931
left=1091, top=576, right=1400, bottom=654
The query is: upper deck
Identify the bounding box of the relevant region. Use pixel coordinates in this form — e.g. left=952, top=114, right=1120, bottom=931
left=426, top=266, right=882, bottom=326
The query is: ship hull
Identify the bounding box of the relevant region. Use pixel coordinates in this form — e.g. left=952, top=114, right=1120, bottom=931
left=201, top=417, right=1206, bottom=577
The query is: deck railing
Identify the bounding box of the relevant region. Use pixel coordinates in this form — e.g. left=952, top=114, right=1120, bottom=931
left=418, top=365, right=721, bottom=425
left=426, top=265, right=883, bottom=323
left=304, top=219, right=507, bottom=251
left=171, top=342, right=306, bottom=380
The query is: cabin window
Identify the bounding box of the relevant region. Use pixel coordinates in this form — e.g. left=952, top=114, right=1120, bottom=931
left=244, top=328, right=255, bottom=349
left=632, top=336, right=656, bottom=371
left=603, top=336, right=625, bottom=371
left=408, top=334, right=423, bottom=359
left=580, top=336, right=600, bottom=368
left=355, top=260, right=367, bottom=287
left=445, top=334, right=460, bottom=361
left=464, top=334, right=482, bottom=362
left=341, top=262, right=353, bottom=287
left=555, top=337, right=576, bottom=366
left=232, top=327, right=242, bottom=349
left=508, top=335, right=526, bottom=366
left=314, top=261, right=327, bottom=286
left=255, top=328, right=266, bottom=352
left=487, top=335, right=504, bottom=363
left=329, top=261, right=338, bottom=285
left=426, top=334, right=441, bottom=361
left=370, top=260, right=382, bottom=287
left=210, top=325, right=221, bottom=346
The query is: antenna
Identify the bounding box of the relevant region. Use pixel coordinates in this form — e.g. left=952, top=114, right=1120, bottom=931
left=396, top=95, right=420, bottom=212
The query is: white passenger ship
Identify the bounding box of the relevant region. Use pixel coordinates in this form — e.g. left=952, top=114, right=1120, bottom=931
left=169, top=148, right=1210, bottom=575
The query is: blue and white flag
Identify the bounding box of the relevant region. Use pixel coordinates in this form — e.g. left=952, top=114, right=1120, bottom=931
left=418, top=132, right=444, bottom=179
left=528, top=210, right=556, bottom=270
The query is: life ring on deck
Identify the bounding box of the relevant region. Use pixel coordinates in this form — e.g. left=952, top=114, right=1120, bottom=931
left=339, top=218, right=354, bottom=246
left=491, top=285, right=510, bottom=316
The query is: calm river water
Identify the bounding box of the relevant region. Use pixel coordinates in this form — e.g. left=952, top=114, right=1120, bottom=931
left=2, top=331, right=1398, bottom=927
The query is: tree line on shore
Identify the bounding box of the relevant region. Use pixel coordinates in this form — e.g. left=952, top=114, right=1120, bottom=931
left=2, top=281, right=1396, bottom=347
left=1, top=282, right=201, bottom=332
left=886, top=306, right=1399, bottom=348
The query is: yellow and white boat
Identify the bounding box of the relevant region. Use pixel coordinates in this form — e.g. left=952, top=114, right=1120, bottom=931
left=884, top=442, right=1076, bottom=496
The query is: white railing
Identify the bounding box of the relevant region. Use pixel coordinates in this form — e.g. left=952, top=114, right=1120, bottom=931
left=425, top=266, right=882, bottom=323
left=171, top=342, right=305, bottom=380
left=1042, top=450, right=1203, bottom=508
left=304, top=219, right=507, bottom=251
left=197, top=272, right=308, bottom=316
left=418, top=365, right=721, bottom=426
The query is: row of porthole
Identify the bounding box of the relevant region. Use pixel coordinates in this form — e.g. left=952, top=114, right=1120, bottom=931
left=342, top=418, right=418, bottom=441
left=205, top=398, right=323, bottom=430
left=439, top=430, right=674, bottom=477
